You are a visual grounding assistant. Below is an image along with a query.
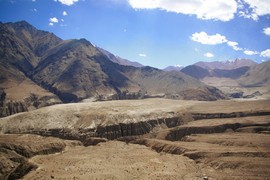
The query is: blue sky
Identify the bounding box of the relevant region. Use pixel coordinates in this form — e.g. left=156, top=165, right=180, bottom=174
left=0, top=0, right=270, bottom=69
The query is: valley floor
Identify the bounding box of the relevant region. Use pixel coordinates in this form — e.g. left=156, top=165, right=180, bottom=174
left=0, top=98, right=270, bottom=179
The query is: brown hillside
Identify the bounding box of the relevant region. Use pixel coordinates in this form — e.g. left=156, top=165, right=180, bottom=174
left=238, top=60, right=270, bottom=87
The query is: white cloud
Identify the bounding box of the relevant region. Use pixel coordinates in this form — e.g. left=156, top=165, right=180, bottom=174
left=49, top=22, right=54, bottom=26
left=49, top=17, right=59, bottom=23
left=263, top=27, right=270, bottom=36
left=128, top=0, right=237, bottom=21
left=56, top=0, right=78, bottom=6
left=191, top=32, right=246, bottom=53
left=244, top=50, right=258, bottom=55
left=32, top=0, right=36, bottom=2
left=238, top=11, right=258, bottom=21
left=139, top=53, right=147, bottom=57
left=204, top=52, right=214, bottom=58
left=260, top=49, right=270, bottom=58
left=62, top=11, right=68, bottom=16
left=227, top=41, right=242, bottom=51
left=191, top=31, right=227, bottom=45
left=238, top=0, right=270, bottom=21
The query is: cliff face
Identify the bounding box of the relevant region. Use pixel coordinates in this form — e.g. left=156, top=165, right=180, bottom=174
left=0, top=101, right=28, bottom=117
left=1, top=99, right=270, bottom=140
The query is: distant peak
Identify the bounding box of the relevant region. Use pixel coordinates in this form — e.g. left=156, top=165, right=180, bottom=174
left=174, top=64, right=184, bottom=68
left=5, top=20, right=37, bottom=32
left=78, top=38, right=94, bottom=46
left=13, top=20, right=34, bottom=27
left=223, top=58, right=256, bottom=64
left=224, top=59, right=237, bottom=64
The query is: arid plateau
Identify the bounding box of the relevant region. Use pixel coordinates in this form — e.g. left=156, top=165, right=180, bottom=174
left=1, top=98, right=270, bottom=179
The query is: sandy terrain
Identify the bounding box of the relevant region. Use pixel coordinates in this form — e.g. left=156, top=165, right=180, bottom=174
left=20, top=131, right=270, bottom=179
left=25, top=141, right=202, bottom=180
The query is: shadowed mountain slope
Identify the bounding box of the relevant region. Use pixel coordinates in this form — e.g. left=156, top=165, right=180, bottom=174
left=0, top=21, right=60, bottom=102
left=238, top=60, right=270, bottom=87
left=181, top=65, right=250, bottom=80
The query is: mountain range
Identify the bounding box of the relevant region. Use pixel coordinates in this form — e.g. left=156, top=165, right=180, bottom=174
left=178, top=58, right=270, bottom=87
left=194, top=59, right=257, bottom=70
left=0, top=21, right=226, bottom=106
left=176, top=58, right=270, bottom=98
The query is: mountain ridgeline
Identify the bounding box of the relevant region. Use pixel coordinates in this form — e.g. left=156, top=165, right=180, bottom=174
left=0, top=21, right=225, bottom=105
left=178, top=59, right=259, bottom=79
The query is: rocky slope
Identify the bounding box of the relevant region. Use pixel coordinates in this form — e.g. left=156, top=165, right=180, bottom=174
left=0, top=21, right=62, bottom=109
left=0, top=134, right=81, bottom=180
left=238, top=60, right=270, bottom=87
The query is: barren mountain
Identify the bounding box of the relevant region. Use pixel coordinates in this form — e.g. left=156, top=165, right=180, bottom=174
left=0, top=21, right=225, bottom=104
left=31, top=39, right=141, bottom=102
left=0, top=21, right=60, bottom=103
left=195, top=59, right=257, bottom=70
left=181, top=65, right=250, bottom=80
left=180, top=65, right=210, bottom=79
left=180, top=60, right=269, bottom=97
left=238, top=60, right=270, bottom=87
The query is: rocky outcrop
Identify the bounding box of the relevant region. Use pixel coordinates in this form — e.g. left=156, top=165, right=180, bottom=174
left=0, top=148, right=37, bottom=180
left=191, top=111, right=270, bottom=120
left=165, top=123, right=242, bottom=141
left=0, top=101, right=28, bottom=117
left=3, top=110, right=270, bottom=141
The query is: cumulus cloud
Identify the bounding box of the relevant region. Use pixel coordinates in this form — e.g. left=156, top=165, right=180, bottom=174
left=49, top=17, right=59, bottom=26
left=204, top=52, right=214, bottom=58
left=128, top=0, right=237, bottom=21
left=62, top=11, right=68, bottom=16
left=260, top=49, right=270, bottom=58
left=191, top=32, right=227, bottom=45
left=238, top=0, right=270, bottom=21
left=227, top=41, right=242, bottom=51
left=49, top=17, right=59, bottom=23
left=244, top=50, right=258, bottom=55
left=56, top=0, right=78, bottom=6
left=139, top=53, right=147, bottom=57
left=191, top=31, right=263, bottom=57
left=263, top=27, right=270, bottom=36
